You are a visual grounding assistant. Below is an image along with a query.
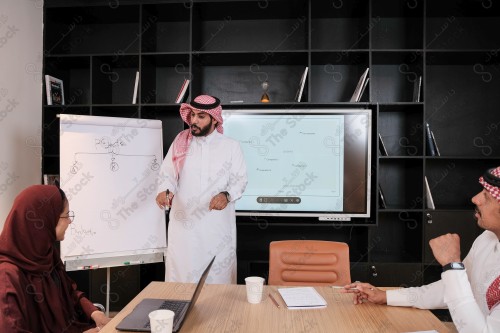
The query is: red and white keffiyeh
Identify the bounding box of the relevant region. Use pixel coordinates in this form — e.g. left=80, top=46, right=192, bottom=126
left=171, top=95, right=223, bottom=180
left=487, top=275, right=500, bottom=311
left=479, top=166, right=500, bottom=202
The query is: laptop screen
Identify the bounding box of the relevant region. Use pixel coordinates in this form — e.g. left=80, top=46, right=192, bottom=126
left=115, top=256, right=216, bottom=332
left=179, top=256, right=215, bottom=322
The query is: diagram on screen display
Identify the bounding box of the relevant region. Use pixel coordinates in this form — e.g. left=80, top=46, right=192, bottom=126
left=224, top=114, right=345, bottom=212
left=249, top=136, right=270, bottom=156
left=69, top=136, right=160, bottom=174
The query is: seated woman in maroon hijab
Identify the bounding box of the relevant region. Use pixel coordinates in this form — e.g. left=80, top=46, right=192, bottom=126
left=0, top=185, right=110, bottom=332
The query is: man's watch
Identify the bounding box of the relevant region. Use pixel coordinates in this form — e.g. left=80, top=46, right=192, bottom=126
left=221, top=191, right=230, bottom=202
left=442, top=262, right=465, bottom=272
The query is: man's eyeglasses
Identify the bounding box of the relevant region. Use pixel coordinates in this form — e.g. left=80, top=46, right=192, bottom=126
left=60, top=211, right=75, bottom=223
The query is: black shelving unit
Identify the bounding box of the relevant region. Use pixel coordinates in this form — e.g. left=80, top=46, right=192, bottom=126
left=42, top=0, right=500, bottom=312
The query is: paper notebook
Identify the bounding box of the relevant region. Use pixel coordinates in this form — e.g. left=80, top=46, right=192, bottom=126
left=277, top=287, right=327, bottom=309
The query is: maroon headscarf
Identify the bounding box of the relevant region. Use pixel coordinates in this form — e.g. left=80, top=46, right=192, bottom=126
left=0, top=185, right=94, bottom=332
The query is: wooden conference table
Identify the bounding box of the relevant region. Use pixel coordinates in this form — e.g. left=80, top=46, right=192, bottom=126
left=102, top=282, right=451, bottom=333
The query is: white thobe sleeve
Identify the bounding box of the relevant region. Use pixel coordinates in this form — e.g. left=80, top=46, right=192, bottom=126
left=387, top=235, right=500, bottom=333
left=440, top=270, right=500, bottom=332
left=156, top=143, right=178, bottom=195
left=225, top=142, right=247, bottom=202
left=386, top=280, right=446, bottom=309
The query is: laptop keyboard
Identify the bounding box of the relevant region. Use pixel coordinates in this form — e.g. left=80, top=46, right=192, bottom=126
left=144, top=301, right=187, bottom=329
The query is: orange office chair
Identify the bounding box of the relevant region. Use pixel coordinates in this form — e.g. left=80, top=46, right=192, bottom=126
left=268, top=240, right=351, bottom=286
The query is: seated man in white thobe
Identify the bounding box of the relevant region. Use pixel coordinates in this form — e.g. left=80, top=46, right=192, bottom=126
left=342, top=166, right=500, bottom=332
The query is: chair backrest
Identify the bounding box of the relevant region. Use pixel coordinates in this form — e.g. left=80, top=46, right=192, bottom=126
left=268, top=240, right=351, bottom=286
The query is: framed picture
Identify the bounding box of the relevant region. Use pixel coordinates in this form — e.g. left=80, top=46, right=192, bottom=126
left=45, top=75, right=65, bottom=105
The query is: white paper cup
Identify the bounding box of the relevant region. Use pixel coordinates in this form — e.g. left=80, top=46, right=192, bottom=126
left=148, top=309, right=175, bottom=333
left=245, top=276, right=265, bottom=304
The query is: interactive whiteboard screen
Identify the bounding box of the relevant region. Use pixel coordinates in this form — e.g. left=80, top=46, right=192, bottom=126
left=223, top=109, right=372, bottom=220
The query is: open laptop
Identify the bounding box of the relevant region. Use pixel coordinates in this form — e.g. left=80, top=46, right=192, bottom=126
left=116, top=256, right=215, bottom=332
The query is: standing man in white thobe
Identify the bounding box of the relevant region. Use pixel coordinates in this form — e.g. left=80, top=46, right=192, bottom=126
left=155, top=95, right=247, bottom=284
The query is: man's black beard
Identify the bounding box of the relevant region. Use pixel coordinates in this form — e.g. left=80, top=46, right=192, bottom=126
left=191, top=123, right=212, bottom=137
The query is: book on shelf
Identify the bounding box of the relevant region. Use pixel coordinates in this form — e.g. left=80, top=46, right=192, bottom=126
left=350, top=67, right=369, bottom=102
left=175, top=79, right=190, bottom=104
left=378, top=133, right=388, bottom=156
left=132, top=71, right=139, bottom=104
left=413, top=75, right=422, bottom=102
left=277, top=287, right=327, bottom=309
left=295, top=67, right=309, bottom=102
left=424, top=176, right=435, bottom=210
left=378, top=184, right=387, bottom=209
left=359, top=77, right=369, bottom=101
left=43, top=174, right=60, bottom=186
left=430, top=130, right=441, bottom=156
left=425, top=122, right=439, bottom=156
left=45, top=75, right=65, bottom=105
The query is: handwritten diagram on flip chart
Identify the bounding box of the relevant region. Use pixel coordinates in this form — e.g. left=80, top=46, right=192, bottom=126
left=59, top=115, right=166, bottom=270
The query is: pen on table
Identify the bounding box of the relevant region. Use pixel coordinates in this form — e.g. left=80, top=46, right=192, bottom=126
left=332, top=286, right=360, bottom=290
left=269, top=293, right=280, bottom=308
